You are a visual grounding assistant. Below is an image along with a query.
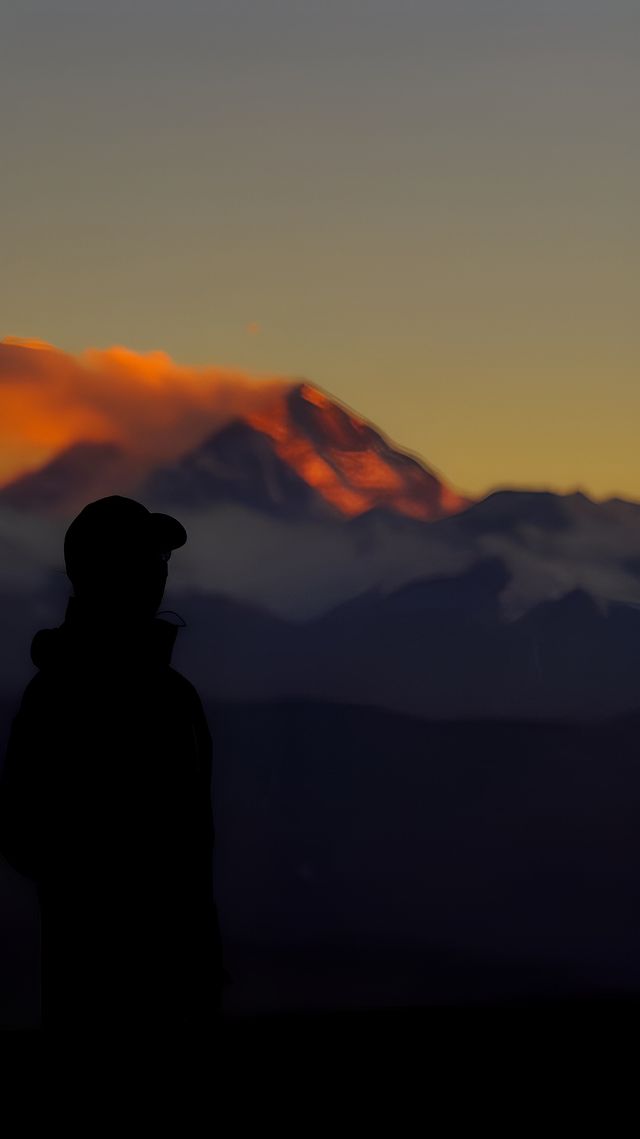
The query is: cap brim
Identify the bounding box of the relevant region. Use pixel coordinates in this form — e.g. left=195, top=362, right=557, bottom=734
left=149, top=512, right=187, bottom=551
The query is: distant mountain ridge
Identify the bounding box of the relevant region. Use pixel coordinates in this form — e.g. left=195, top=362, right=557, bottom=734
left=162, top=555, right=640, bottom=720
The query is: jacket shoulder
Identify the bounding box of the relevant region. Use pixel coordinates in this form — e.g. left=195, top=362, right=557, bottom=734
left=14, top=671, right=52, bottom=711
left=166, top=667, right=205, bottom=706
left=166, top=669, right=214, bottom=731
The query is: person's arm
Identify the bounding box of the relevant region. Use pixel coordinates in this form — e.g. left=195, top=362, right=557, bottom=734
left=191, top=691, right=227, bottom=990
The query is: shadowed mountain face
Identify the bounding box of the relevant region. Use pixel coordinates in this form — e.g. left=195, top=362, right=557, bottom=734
left=0, top=442, right=130, bottom=514
left=142, top=420, right=335, bottom=519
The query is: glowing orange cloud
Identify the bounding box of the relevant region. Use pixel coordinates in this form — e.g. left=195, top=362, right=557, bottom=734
left=0, top=338, right=292, bottom=486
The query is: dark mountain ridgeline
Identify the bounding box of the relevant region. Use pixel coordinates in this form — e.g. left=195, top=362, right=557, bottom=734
left=441, top=489, right=572, bottom=535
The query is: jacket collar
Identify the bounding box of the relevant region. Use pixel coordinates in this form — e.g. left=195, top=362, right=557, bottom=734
left=31, top=596, right=180, bottom=671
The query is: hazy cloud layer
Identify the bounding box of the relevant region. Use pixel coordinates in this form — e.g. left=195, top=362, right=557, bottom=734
left=158, top=497, right=640, bottom=621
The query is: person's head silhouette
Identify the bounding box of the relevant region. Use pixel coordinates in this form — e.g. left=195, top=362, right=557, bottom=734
left=64, top=496, right=187, bottom=620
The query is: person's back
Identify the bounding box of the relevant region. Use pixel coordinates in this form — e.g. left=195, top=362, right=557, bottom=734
left=0, top=496, right=224, bottom=1030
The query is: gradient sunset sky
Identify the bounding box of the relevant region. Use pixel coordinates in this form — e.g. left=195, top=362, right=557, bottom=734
left=1, top=1, right=638, bottom=500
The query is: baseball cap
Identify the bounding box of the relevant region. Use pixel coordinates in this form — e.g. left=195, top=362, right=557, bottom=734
left=64, top=495, right=187, bottom=580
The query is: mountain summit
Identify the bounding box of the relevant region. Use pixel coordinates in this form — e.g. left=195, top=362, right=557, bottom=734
left=239, top=381, right=470, bottom=520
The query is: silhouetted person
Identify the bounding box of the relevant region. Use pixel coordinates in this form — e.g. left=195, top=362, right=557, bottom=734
left=0, top=496, right=224, bottom=1031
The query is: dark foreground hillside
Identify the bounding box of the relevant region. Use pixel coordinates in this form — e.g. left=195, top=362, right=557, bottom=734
left=1, top=697, right=639, bottom=1028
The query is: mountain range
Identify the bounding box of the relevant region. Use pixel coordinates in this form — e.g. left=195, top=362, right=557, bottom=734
left=0, top=376, right=639, bottom=718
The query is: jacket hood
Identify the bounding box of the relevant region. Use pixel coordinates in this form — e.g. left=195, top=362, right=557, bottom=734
left=31, top=596, right=181, bottom=672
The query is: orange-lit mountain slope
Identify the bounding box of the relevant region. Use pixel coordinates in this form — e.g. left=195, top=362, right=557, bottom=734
left=241, top=382, right=470, bottom=521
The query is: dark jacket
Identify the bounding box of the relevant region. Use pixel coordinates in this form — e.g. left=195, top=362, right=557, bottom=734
left=0, top=596, right=224, bottom=1029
